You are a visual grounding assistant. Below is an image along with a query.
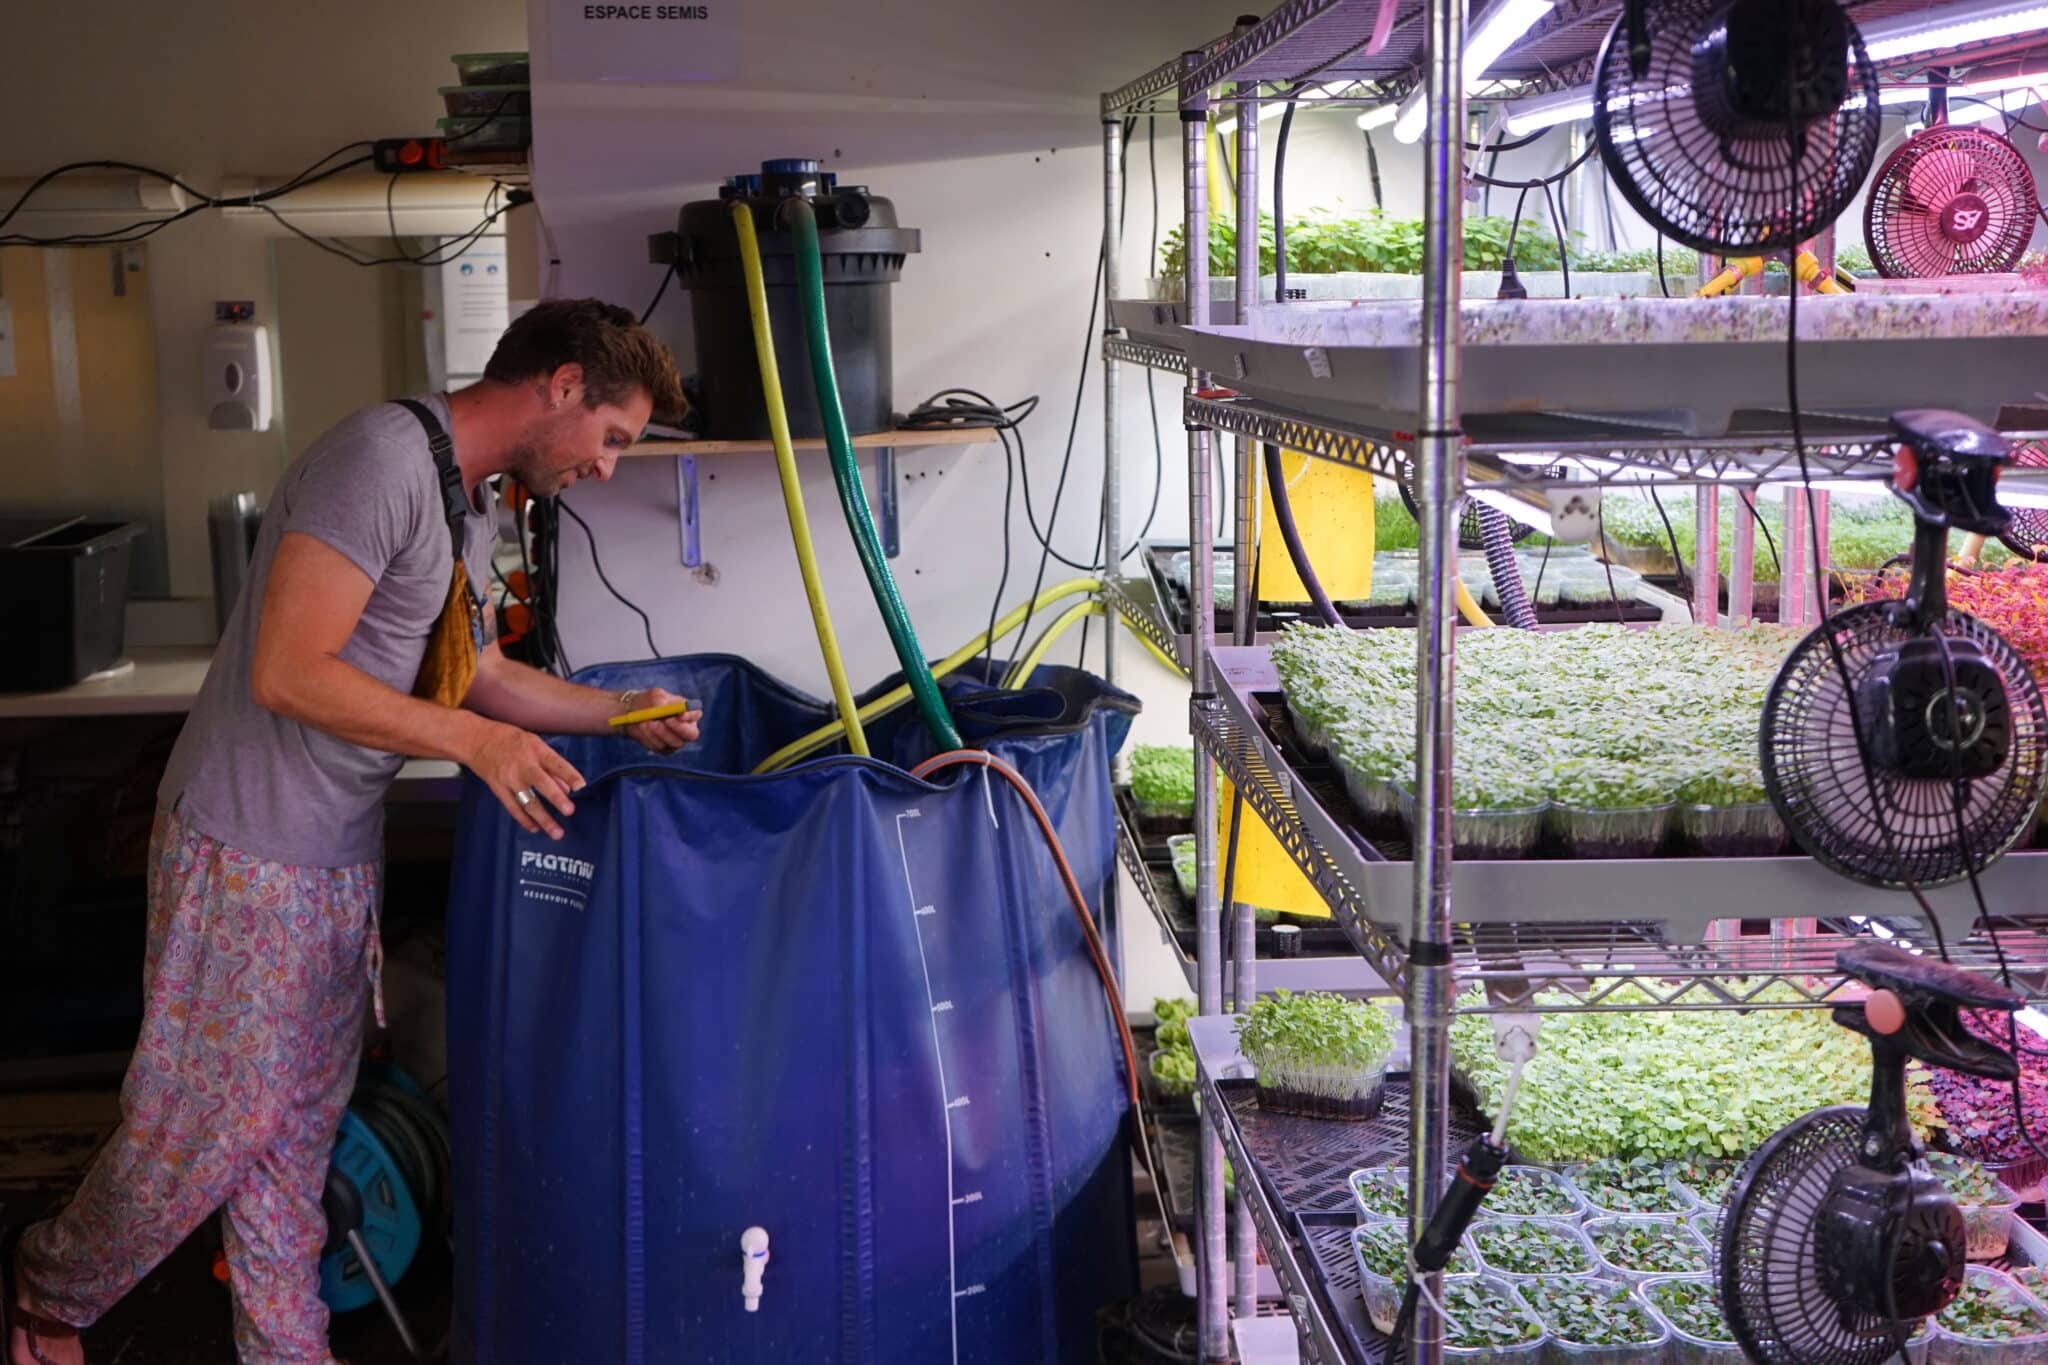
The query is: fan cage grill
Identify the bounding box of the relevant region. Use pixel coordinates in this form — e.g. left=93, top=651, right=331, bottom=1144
left=1867, top=127, right=2038, bottom=280
left=1761, top=603, right=2048, bottom=889
left=1723, top=1108, right=1930, bottom=1365
left=1594, top=0, right=1883, bottom=256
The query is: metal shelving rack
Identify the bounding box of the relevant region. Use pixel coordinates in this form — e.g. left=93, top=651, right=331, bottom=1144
left=1100, top=3, right=2048, bottom=1363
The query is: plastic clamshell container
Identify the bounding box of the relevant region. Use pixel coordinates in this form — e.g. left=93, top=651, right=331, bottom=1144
left=1686, top=1209, right=1724, bottom=1252
left=1146, top=1050, right=1193, bottom=1105
left=1480, top=1165, right=1587, bottom=1222
left=1351, top=1222, right=1479, bottom=1334
left=437, top=113, right=531, bottom=152
left=439, top=84, right=532, bottom=118
left=1134, top=794, right=1195, bottom=824
left=1167, top=834, right=1197, bottom=901
left=1518, top=1276, right=1672, bottom=1365
left=1550, top=801, right=1677, bottom=859
left=1638, top=1276, right=1745, bottom=1365
left=1983, top=1153, right=2048, bottom=1205
left=1395, top=785, right=1548, bottom=860
left=1584, top=1216, right=1713, bottom=1283
left=450, top=51, right=530, bottom=85
left=1666, top=1158, right=1741, bottom=1211
left=1438, top=1274, right=1548, bottom=1359
left=1567, top=1161, right=1699, bottom=1218
left=1676, top=800, right=1789, bottom=856
left=1468, top=1217, right=1600, bottom=1283
left=1338, top=760, right=1402, bottom=830
left=1283, top=693, right=1329, bottom=760
left=1349, top=1165, right=1409, bottom=1223
left=1930, top=1154, right=2024, bottom=1261
left=1255, top=1060, right=1388, bottom=1121
left=1929, top=1265, right=2048, bottom=1364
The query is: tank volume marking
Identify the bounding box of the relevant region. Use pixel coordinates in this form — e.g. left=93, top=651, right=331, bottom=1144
left=932, top=1001, right=954, bottom=1013
left=895, top=807, right=962, bottom=1365
left=954, top=1285, right=987, bottom=1299
left=952, top=1192, right=983, bottom=1207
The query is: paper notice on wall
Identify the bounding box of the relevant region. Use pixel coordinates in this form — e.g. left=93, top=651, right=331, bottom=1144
left=438, top=240, right=509, bottom=380
left=549, top=0, right=741, bottom=82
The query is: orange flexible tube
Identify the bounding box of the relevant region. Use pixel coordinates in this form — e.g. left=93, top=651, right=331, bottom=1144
left=910, top=749, right=1140, bottom=1109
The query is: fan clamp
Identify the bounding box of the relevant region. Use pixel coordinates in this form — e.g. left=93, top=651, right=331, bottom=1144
left=1864, top=413, right=2015, bottom=778
left=1721, top=943, right=2020, bottom=1364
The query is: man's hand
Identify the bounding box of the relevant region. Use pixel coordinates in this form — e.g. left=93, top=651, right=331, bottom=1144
left=618, top=687, right=701, bottom=756
left=464, top=720, right=588, bottom=840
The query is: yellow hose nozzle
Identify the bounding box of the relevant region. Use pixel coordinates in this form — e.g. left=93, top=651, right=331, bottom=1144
left=608, top=700, right=701, bottom=728
left=1694, top=257, right=1765, bottom=298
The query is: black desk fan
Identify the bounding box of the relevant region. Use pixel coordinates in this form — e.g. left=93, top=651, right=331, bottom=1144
left=1590, top=5, right=2048, bottom=1365
left=1762, top=414, right=2048, bottom=887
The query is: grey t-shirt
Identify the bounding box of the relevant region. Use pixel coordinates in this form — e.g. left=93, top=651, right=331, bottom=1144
left=161, top=393, right=498, bottom=867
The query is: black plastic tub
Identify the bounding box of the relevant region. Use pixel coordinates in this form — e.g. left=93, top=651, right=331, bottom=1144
left=0, top=517, right=143, bottom=690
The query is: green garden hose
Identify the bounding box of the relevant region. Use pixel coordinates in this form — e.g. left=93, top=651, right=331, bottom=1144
left=786, top=196, right=962, bottom=752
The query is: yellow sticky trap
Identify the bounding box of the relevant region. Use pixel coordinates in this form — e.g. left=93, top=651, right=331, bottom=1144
left=1219, top=773, right=1330, bottom=920
left=1257, top=451, right=1375, bottom=605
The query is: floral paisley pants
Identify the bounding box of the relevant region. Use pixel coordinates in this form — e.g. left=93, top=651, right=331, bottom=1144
left=17, top=806, right=379, bottom=1364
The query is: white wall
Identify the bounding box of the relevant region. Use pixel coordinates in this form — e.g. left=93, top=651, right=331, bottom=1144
left=0, top=0, right=528, bottom=600
left=531, top=0, right=1259, bottom=687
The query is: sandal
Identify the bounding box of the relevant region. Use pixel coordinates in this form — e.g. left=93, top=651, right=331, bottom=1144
left=0, top=1224, right=80, bottom=1365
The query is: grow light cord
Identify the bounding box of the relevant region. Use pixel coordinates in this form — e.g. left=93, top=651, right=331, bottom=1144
left=908, top=750, right=1139, bottom=1111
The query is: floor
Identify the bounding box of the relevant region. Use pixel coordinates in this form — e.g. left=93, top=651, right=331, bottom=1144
left=1, top=1087, right=452, bottom=1365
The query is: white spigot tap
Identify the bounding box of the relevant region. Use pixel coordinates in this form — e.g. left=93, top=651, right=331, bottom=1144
left=740, top=1226, right=770, bottom=1312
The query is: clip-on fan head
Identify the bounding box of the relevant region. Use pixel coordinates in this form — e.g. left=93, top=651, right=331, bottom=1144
left=1861, top=413, right=2014, bottom=780
left=1761, top=411, right=2048, bottom=887
left=1721, top=943, right=2020, bottom=1364
left=1594, top=0, right=1881, bottom=257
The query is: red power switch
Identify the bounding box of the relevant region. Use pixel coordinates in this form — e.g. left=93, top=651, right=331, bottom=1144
left=373, top=138, right=448, bottom=174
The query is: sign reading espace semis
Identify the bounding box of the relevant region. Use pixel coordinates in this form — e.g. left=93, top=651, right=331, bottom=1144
left=550, top=0, right=740, bottom=81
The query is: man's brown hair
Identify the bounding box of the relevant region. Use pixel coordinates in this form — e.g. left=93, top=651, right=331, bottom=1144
left=485, top=298, right=687, bottom=423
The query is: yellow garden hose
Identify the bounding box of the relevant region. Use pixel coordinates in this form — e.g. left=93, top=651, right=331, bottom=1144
left=1456, top=580, right=1494, bottom=628
left=752, top=578, right=1185, bottom=774
left=731, top=199, right=869, bottom=757
left=1002, top=601, right=1105, bottom=689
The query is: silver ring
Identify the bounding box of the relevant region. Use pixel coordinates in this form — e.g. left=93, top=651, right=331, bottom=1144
left=514, top=789, right=534, bottom=808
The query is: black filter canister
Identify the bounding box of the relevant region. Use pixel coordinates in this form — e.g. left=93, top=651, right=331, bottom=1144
left=658, top=158, right=920, bottom=441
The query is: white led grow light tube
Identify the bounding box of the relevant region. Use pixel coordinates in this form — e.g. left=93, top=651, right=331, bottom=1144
left=1862, top=0, right=2048, bottom=64
left=1499, top=1, right=2048, bottom=136
left=1393, top=0, right=1556, bottom=143
left=1357, top=106, right=1399, bottom=131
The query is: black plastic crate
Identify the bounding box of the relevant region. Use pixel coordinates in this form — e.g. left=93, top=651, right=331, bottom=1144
left=0, top=518, right=142, bottom=690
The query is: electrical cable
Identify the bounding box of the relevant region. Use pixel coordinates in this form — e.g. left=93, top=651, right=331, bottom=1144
left=732, top=198, right=867, bottom=756
left=1466, top=140, right=1598, bottom=192
left=1656, top=235, right=1671, bottom=298
left=5, top=95, right=520, bottom=250
left=1541, top=180, right=1572, bottom=298
left=1596, top=502, right=1627, bottom=624
left=1645, top=482, right=1690, bottom=601
left=1263, top=443, right=1344, bottom=627
left=908, top=749, right=1138, bottom=1103
left=639, top=263, right=675, bottom=325
left=1364, top=129, right=1385, bottom=211
left=556, top=498, right=661, bottom=659
left=1274, top=98, right=1297, bottom=302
